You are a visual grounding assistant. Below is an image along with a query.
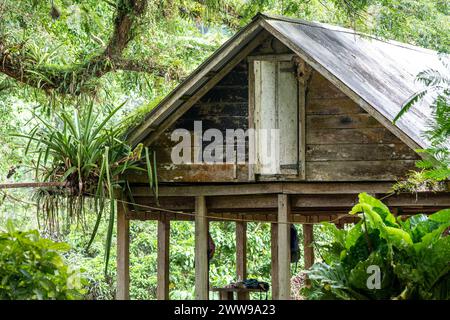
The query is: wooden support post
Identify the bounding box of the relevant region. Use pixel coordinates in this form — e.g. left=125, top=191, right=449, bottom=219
left=277, top=194, right=291, bottom=300
left=236, top=220, right=248, bottom=300
left=116, top=202, right=130, bottom=300
left=220, top=291, right=234, bottom=300
left=195, top=196, right=209, bottom=300
left=293, top=56, right=310, bottom=180
left=303, top=224, right=315, bottom=270
left=335, top=217, right=345, bottom=229
left=392, top=208, right=399, bottom=218
left=236, top=221, right=247, bottom=280
left=157, top=217, right=170, bottom=300
left=270, top=223, right=279, bottom=300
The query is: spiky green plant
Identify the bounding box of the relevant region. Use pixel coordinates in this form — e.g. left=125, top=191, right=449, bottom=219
left=14, top=101, right=158, bottom=273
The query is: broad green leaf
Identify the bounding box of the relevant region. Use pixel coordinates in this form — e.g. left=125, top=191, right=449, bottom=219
left=384, top=226, right=413, bottom=246
left=429, top=209, right=450, bottom=223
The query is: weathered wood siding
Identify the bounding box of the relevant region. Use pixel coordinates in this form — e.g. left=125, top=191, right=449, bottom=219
left=141, top=35, right=419, bottom=183
left=304, top=71, right=419, bottom=181
left=151, top=60, right=250, bottom=182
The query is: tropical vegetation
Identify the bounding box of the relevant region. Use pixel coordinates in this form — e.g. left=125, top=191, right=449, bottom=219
left=0, top=0, right=448, bottom=300
left=0, top=220, right=86, bottom=300
left=394, top=58, right=450, bottom=185
left=302, top=193, right=450, bottom=300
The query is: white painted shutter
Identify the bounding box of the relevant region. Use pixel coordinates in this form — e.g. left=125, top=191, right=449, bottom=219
left=254, top=60, right=299, bottom=175
left=254, top=60, right=279, bottom=174
left=278, top=61, right=299, bottom=175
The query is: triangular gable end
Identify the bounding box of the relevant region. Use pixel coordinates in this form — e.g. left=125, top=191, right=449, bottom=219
left=128, top=13, right=443, bottom=153
left=128, top=15, right=267, bottom=146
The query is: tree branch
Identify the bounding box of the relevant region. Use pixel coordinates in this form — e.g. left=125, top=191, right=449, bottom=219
left=0, top=0, right=175, bottom=95
left=105, top=0, right=147, bottom=57
left=0, top=182, right=68, bottom=189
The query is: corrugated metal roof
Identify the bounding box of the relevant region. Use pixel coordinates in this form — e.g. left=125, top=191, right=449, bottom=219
left=129, top=13, right=448, bottom=149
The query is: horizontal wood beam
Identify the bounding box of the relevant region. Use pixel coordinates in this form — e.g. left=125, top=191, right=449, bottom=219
left=247, top=53, right=296, bottom=61
left=130, top=182, right=399, bottom=197
left=130, top=181, right=449, bottom=199
left=127, top=192, right=450, bottom=214
left=125, top=210, right=356, bottom=223
left=126, top=211, right=194, bottom=221
left=382, top=193, right=450, bottom=206
left=131, top=183, right=281, bottom=197
left=124, top=206, right=446, bottom=222
left=291, top=194, right=357, bottom=208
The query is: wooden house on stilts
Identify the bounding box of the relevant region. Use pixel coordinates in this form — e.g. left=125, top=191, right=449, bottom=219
left=118, top=13, right=450, bottom=300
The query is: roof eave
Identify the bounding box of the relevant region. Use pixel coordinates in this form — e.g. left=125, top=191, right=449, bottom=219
left=127, top=15, right=266, bottom=146
left=128, top=13, right=433, bottom=152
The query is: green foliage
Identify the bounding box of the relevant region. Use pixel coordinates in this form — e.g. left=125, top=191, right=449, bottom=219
left=302, top=193, right=450, bottom=300
left=0, top=220, right=86, bottom=300
left=238, top=0, right=449, bottom=52
left=395, top=57, right=450, bottom=184
left=392, top=170, right=447, bottom=194
left=0, top=0, right=449, bottom=300
left=13, top=101, right=158, bottom=274
left=63, top=218, right=280, bottom=300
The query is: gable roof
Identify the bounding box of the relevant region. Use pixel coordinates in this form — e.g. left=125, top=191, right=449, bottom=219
left=128, top=13, right=447, bottom=150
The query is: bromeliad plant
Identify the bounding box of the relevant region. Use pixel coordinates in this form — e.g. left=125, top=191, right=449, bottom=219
left=302, top=193, right=450, bottom=300
left=14, top=101, right=158, bottom=273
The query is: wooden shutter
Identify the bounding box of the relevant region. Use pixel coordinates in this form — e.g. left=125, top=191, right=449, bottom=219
left=253, top=59, right=299, bottom=176
left=277, top=61, right=299, bottom=175
left=254, top=60, right=278, bottom=174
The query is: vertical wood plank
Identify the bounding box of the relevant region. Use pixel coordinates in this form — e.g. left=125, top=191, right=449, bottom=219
left=236, top=220, right=248, bottom=300
left=142, top=30, right=269, bottom=147
left=278, top=61, right=299, bottom=174
left=298, top=74, right=306, bottom=180
left=248, top=61, right=256, bottom=181
left=270, top=223, right=279, bottom=300
left=256, top=60, right=279, bottom=175
left=254, top=60, right=262, bottom=174
left=116, top=202, right=130, bottom=300
left=335, top=221, right=345, bottom=230
left=195, top=196, right=209, bottom=300
left=295, top=57, right=311, bottom=180
left=157, top=217, right=170, bottom=300
left=303, top=224, right=315, bottom=269
left=277, top=194, right=291, bottom=300
left=236, top=220, right=247, bottom=280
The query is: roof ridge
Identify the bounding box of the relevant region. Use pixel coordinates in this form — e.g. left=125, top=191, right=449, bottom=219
left=258, top=12, right=439, bottom=56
